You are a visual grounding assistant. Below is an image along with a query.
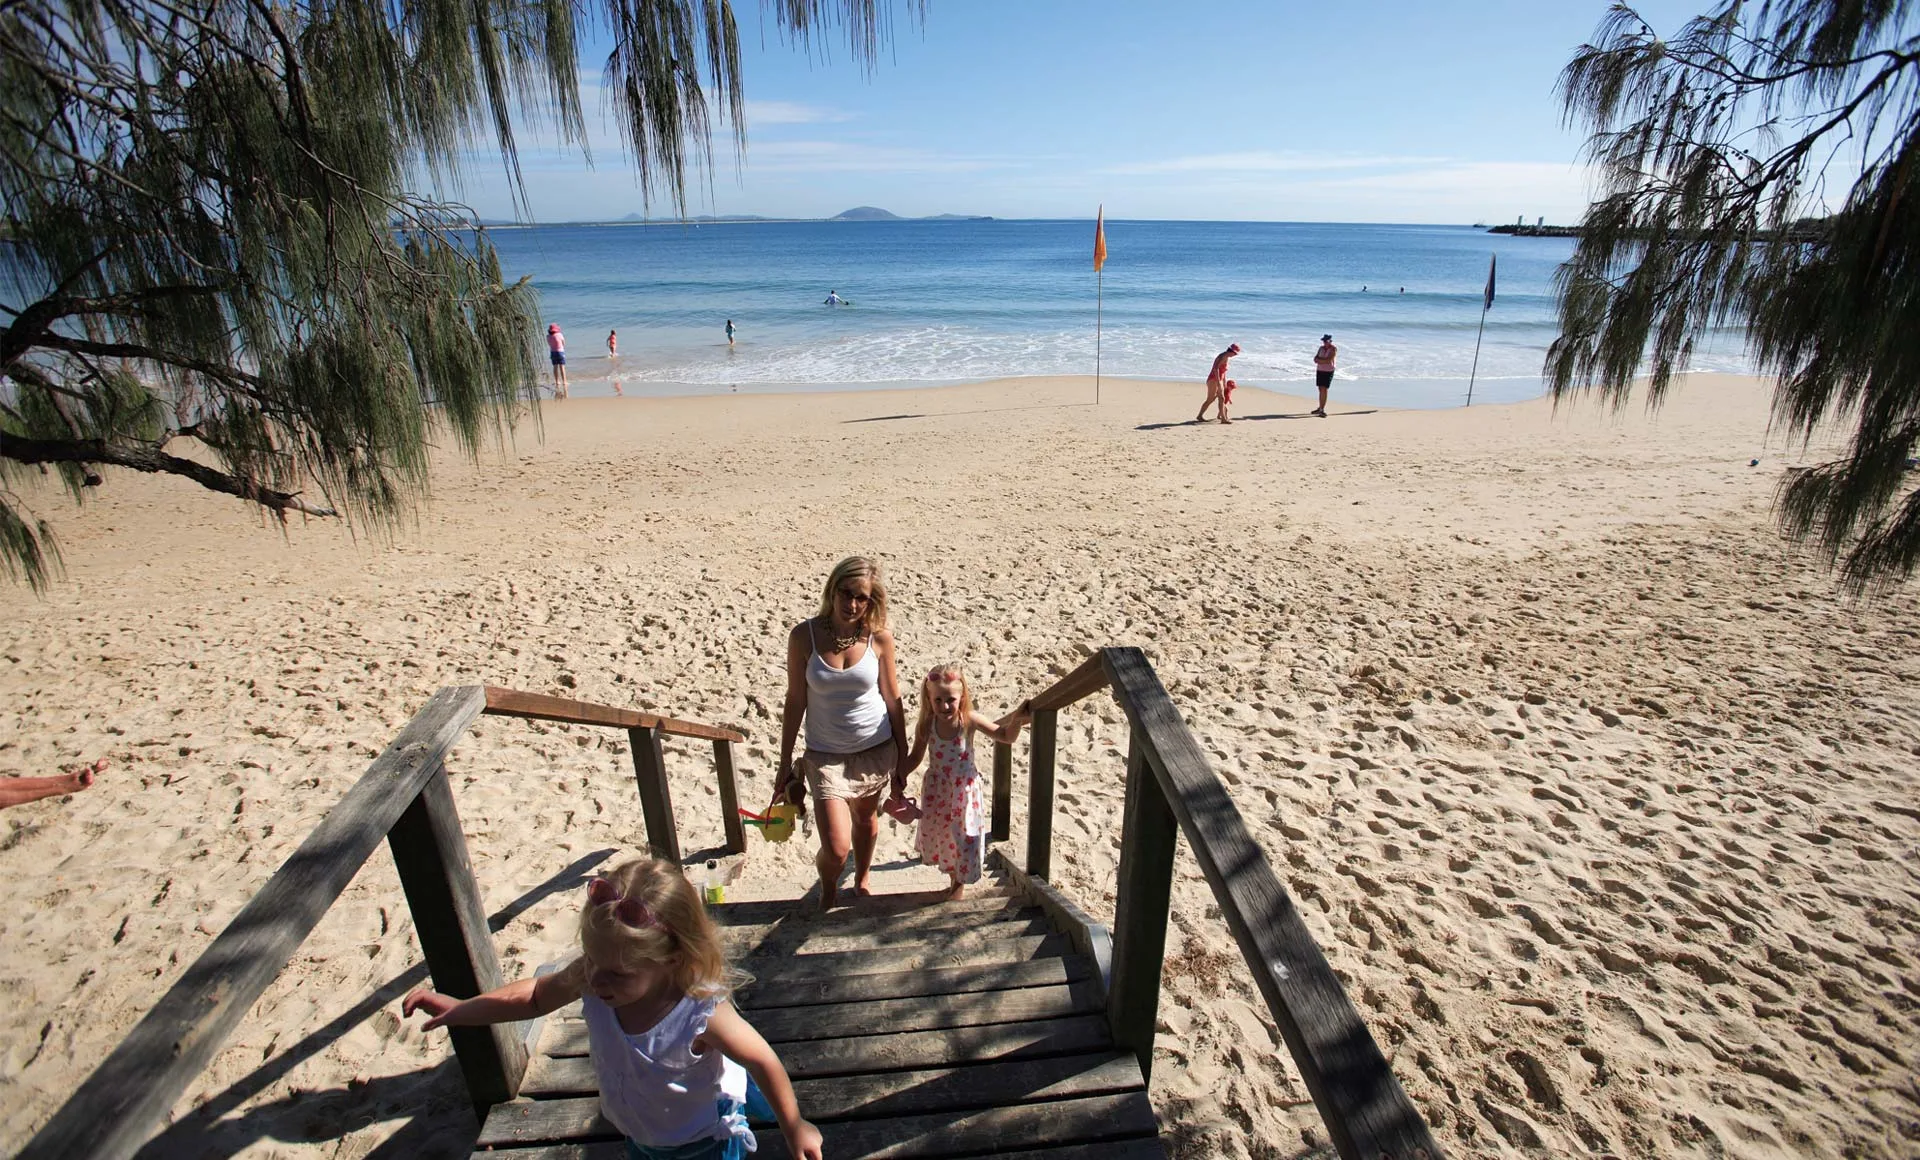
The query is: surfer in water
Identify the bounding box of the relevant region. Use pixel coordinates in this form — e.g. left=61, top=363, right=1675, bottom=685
left=824, top=290, right=845, bottom=306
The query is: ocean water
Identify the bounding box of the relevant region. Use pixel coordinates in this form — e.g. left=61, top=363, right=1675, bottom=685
left=491, top=219, right=1752, bottom=408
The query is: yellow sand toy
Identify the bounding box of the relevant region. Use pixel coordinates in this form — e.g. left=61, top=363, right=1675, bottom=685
left=738, top=803, right=799, bottom=843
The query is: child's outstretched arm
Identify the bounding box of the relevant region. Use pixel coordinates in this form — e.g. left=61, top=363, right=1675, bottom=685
left=404, top=969, right=581, bottom=1031
left=970, top=701, right=1032, bottom=746
left=700, top=1001, right=825, bottom=1160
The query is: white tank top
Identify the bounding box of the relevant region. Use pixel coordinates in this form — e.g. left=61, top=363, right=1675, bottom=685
left=580, top=991, right=752, bottom=1149
left=804, top=625, right=891, bottom=754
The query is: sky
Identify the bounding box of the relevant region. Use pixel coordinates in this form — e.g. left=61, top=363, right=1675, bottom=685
left=458, top=0, right=1718, bottom=225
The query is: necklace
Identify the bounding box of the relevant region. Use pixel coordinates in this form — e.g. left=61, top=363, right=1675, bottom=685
left=822, top=618, right=861, bottom=652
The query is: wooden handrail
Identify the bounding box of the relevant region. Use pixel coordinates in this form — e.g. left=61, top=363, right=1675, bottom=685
left=1024, top=651, right=1111, bottom=712
left=482, top=686, right=747, bottom=743
left=19, top=686, right=492, bottom=1160
left=1007, top=648, right=1442, bottom=1160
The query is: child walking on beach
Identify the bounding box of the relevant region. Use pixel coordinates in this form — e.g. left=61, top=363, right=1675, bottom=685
left=901, top=665, right=1029, bottom=900
left=403, top=855, right=823, bottom=1160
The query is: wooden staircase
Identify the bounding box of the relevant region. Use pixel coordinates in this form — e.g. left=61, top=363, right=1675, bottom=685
left=470, top=881, right=1167, bottom=1158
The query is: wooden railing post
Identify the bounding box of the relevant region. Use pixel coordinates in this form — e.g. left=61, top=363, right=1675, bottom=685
left=388, top=763, right=529, bottom=1111
left=714, top=739, right=746, bottom=855
left=628, top=725, right=682, bottom=863
left=990, top=740, right=1012, bottom=842
left=1025, top=708, right=1059, bottom=878
left=1107, top=725, right=1177, bottom=1082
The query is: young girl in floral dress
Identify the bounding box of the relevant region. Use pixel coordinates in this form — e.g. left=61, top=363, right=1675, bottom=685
left=900, top=664, right=1030, bottom=900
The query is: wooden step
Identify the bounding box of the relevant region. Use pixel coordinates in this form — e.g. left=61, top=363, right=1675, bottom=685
left=479, top=1084, right=1158, bottom=1159
left=528, top=1013, right=1117, bottom=1088
left=723, top=904, right=1042, bottom=950
left=737, top=933, right=1074, bottom=980
left=739, top=956, right=1092, bottom=1011
left=756, top=1090, right=1161, bottom=1159
left=470, top=1137, right=1166, bottom=1160
left=499, top=1051, right=1143, bottom=1144
left=734, top=914, right=1055, bottom=958
left=713, top=892, right=1022, bottom=926
left=539, top=980, right=1102, bottom=1055
left=708, top=892, right=1018, bottom=928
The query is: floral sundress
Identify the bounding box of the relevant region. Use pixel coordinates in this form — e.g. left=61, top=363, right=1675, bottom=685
left=916, top=725, right=984, bottom=884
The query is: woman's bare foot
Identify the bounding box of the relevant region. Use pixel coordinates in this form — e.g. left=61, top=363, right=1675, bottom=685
left=943, top=880, right=966, bottom=901
left=818, top=879, right=839, bottom=911
left=0, top=758, right=104, bottom=810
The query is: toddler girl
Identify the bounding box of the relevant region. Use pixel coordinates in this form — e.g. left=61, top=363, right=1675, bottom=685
left=403, top=854, right=823, bottom=1160
left=900, top=664, right=1030, bottom=900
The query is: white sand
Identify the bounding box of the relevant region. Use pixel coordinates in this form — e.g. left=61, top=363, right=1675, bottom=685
left=3, top=374, right=1917, bottom=1157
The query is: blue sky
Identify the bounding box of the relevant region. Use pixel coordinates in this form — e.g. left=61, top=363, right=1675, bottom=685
left=466, top=0, right=1713, bottom=224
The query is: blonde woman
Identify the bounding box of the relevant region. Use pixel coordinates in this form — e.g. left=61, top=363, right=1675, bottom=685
left=777, top=556, right=910, bottom=909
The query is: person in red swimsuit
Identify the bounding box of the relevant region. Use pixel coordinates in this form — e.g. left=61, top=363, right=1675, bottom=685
left=1197, top=342, right=1239, bottom=424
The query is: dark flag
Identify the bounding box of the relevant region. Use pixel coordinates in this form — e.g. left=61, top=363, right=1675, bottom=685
left=1483, top=254, right=1497, bottom=311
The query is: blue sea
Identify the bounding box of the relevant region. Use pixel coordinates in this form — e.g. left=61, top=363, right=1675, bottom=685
left=490, top=219, right=1752, bottom=409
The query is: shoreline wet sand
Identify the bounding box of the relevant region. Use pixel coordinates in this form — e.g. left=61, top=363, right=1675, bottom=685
left=3, top=374, right=1916, bottom=1157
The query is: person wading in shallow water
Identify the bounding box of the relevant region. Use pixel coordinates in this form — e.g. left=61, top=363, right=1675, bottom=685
left=775, top=557, right=909, bottom=910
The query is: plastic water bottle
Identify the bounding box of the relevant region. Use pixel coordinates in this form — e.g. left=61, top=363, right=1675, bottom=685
left=702, top=859, right=725, bottom=905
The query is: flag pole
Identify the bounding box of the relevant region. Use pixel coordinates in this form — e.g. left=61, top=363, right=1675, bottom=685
left=1467, top=252, right=1495, bottom=407
left=1466, top=301, right=1488, bottom=407
left=1096, top=266, right=1103, bottom=405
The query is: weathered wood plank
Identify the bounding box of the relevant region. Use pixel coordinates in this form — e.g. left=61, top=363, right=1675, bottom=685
left=18, top=686, right=488, bottom=1160
left=737, top=956, right=1089, bottom=1012
left=1107, top=726, right=1177, bottom=1082
left=537, top=1011, right=1115, bottom=1079
left=387, top=763, right=528, bottom=1111
left=542, top=980, right=1100, bottom=1057
left=1026, top=652, right=1112, bottom=713
left=713, top=739, right=747, bottom=854
left=1026, top=707, right=1060, bottom=879
left=779, top=1050, right=1144, bottom=1122
left=1102, top=646, right=1440, bottom=1159
left=721, top=902, right=1037, bottom=951
left=482, top=685, right=746, bottom=742
left=734, top=914, right=1055, bottom=958
left=990, top=738, right=1012, bottom=842
left=989, top=848, right=1113, bottom=998
left=756, top=1090, right=1159, bottom=1159
left=709, top=892, right=1017, bottom=928
left=628, top=724, right=680, bottom=864
left=509, top=1052, right=1142, bottom=1135
left=736, top=933, right=1072, bottom=982
left=747, top=980, right=1102, bottom=1043
left=469, top=1144, right=625, bottom=1160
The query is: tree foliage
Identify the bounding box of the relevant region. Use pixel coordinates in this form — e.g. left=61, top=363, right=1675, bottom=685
left=1550, top=0, right=1920, bottom=591
left=0, top=0, right=906, bottom=590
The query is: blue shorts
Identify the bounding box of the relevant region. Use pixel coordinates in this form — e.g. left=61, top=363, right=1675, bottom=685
left=624, top=1081, right=775, bottom=1160
left=550, top=351, right=567, bottom=366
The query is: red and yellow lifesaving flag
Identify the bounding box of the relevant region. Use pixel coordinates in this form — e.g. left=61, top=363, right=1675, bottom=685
left=1093, top=205, right=1107, bottom=272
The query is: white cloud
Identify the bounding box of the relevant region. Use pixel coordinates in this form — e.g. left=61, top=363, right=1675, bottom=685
left=741, top=140, right=1014, bottom=175
left=743, top=100, right=854, bottom=126
left=1104, top=150, right=1449, bottom=176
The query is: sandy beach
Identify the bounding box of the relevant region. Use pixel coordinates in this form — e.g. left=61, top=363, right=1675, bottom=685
left=3, top=373, right=1917, bottom=1158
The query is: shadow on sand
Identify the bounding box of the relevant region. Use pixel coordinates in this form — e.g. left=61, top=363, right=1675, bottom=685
left=1135, top=409, right=1379, bottom=431
left=130, top=848, right=619, bottom=1160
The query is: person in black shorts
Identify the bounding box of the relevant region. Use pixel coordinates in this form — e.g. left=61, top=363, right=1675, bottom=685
left=1312, top=334, right=1337, bottom=417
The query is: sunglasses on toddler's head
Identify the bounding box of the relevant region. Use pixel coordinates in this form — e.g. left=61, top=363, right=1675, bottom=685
left=586, top=876, right=660, bottom=930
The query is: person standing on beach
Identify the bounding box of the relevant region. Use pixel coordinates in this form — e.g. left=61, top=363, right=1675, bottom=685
left=608, top=329, right=618, bottom=359
left=1197, top=343, right=1239, bottom=424
left=1312, top=334, right=1337, bottom=417
left=548, top=323, right=569, bottom=398
left=776, top=557, right=909, bottom=910
left=725, top=319, right=736, bottom=345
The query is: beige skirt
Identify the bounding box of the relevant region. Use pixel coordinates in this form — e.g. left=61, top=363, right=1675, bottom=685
left=800, top=741, right=897, bottom=811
